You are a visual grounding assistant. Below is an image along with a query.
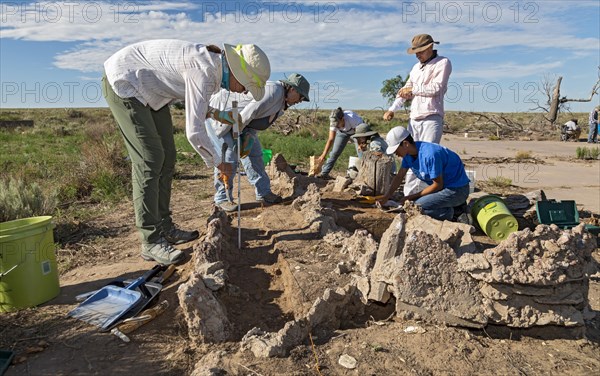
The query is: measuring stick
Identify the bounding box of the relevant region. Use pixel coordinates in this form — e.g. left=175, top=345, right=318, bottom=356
left=231, top=101, right=242, bottom=249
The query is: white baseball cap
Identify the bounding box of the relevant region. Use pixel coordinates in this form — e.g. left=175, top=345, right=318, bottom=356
left=385, top=126, right=411, bottom=155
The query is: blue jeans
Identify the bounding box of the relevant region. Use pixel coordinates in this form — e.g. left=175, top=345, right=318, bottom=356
left=414, top=184, right=470, bottom=221
left=588, top=122, right=598, bottom=143
left=206, top=120, right=272, bottom=203
left=321, top=132, right=359, bottom=175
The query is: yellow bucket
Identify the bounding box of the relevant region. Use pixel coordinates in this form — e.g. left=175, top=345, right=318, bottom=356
left=471, top=195, right=518, bottom=241
left=0, top=216, right=60, bottom=312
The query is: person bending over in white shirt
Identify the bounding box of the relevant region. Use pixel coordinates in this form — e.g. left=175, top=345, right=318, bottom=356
left=103, top=40, right=270, bottom=265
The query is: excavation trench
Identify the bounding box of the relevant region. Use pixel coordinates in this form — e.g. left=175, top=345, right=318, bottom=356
left=178, top=182, right=596, bottom=360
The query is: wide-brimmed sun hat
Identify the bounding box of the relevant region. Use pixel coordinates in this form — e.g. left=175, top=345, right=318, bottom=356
left=223, top=43, right=271, bottom=100
left=407, top=34, right=439, bottom=54
left=351, top=123, right=378, bottom=139
left=280, top=73, right=310, bottom=102
left=385, top=126, right=411, bottom=155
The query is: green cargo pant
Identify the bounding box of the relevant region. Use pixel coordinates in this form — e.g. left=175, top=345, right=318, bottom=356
left=102, top=75, right=175, bottom=244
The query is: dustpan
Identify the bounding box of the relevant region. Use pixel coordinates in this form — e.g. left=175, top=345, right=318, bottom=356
left=68, top=277, right=145, bottom=330
left=68, top=267, right=162, bottom=330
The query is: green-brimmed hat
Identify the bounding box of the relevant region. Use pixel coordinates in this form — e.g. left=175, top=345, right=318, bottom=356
left=223, top=43, right=271, bottom=100
left=351, top=123, right=378, bottom=139
left=280, top=73, right=310, bottom=102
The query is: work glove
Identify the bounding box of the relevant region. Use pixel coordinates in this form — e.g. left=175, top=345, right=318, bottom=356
left=207, top=108, right=242, bottom=127
left=217, top=162, right=233, bottom=187
left=232, top=132, right=254, bottom=158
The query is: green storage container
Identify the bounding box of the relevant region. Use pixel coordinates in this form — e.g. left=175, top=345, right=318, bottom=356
left=0, top=216, right=60, bottom=312
left=536, top=200, right=600, bottom=238
left=471, top=195, right=519, bottom=241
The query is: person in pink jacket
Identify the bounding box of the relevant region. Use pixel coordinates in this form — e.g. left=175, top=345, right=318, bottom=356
left=383, top=34, right=452, bottom=196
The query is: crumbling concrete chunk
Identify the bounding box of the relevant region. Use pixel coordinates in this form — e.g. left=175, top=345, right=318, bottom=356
left=333, top=176, right=352, bottom=192
left=241, top=319, right=310, bottom=358
left=268, top=153, right=295, bottom=179
left=457, top=253, right=491, bottom=272
left=177, top=273, right=232, bottom=343
left=190, top=351, right=228, bottom=376
left=474, top=224, right=595, bottom=285
left=341, top=229, right=378, bottom=275
left=269, top=154, right=298, bottom=198
left=390, top=230, right=487, bottom=327
left=203, top=268, right=227, bottom=291
left=368, top=214, right=406, bottom=302
left=483, top=297, right=584, bottom=327
left=406, top=213, right=476, bottom=256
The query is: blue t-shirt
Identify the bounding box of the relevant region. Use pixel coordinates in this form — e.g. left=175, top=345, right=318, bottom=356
left=401, top=142, right=470, bottom=188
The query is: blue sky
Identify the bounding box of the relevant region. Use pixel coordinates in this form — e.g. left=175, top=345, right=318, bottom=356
left=1, top=0, right=599, bottom=113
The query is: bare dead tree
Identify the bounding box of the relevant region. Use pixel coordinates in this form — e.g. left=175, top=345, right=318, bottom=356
left=532, top=68, right=600, bottom=125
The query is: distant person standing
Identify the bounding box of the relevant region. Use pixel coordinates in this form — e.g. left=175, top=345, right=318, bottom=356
left=588, top=105, right=599, bottom=143
left=316, top=107, right=363, bottom=179
left=102, top=40, right=270, bottom=265
left=383, top=34, right=452, bottom=196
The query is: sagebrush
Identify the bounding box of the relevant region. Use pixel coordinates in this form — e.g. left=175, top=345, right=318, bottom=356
left=0, top=178, right=57, bottom=222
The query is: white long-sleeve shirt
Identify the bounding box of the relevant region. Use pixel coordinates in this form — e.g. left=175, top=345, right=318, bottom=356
left=104, top=39, right=223, bottom=167
left=388, top=55, right=452, bottom=120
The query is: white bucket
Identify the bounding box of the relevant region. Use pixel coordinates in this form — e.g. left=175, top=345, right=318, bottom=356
left=466, top=169, right=476, bottom=194
left=348, top=156, right=359, bottom=169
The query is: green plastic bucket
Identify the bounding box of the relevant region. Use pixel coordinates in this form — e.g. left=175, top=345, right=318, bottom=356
left=471, top=195, right=518, bottom=241
left=263, top=149, right=273, bottom=166
left=0, top=216, right=60, bottom=312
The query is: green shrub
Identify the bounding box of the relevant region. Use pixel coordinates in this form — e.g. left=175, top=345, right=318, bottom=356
left=576, top=146, right=600, bottom=160
left=0, top=178, right=57, bottom=222
left=90, top=170, right=128, bottom=202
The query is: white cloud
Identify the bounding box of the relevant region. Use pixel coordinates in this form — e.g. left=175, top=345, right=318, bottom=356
left=455, top=61, right=564, bottom=79
left=0, top=0, right=598, bottom=76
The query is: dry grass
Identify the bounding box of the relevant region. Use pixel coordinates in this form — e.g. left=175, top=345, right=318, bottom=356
left=515, top=150, right=532, bottom=160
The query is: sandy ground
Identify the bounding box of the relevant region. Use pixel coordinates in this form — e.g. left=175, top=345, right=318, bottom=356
left=443, top=135, right=600, bottom=212
left=1, top=137, right=599, bottom=375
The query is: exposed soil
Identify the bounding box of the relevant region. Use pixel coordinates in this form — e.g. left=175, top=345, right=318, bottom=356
left=1, top=136, right=599, bottom=376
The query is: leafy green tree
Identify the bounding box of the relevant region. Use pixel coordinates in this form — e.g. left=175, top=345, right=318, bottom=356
left=381, top=74, right=410, bottom=109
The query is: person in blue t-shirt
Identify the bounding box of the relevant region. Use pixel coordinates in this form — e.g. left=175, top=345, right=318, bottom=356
left=378, top=126, right=470, bottom=221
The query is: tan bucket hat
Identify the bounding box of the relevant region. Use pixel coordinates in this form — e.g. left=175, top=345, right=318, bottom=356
left=223, top=43, right=271, bottom=100
left=407, top=34, right=439, bottom=54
